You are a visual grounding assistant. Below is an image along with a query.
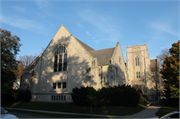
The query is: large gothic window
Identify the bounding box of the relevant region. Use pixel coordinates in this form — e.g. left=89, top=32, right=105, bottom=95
left=135, top=57, right=140, bottom=66
left=54, top=46, right=67, bottom=72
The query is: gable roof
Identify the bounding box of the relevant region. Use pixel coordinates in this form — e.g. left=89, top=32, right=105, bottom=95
left=89, top=48, right=115, bottom=66
left=76, top=38, right=95, bottom=51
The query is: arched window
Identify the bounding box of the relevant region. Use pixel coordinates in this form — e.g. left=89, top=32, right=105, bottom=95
left=135, top=57, right=139, bottom=66
left=54, top=46, right=67, bottom=72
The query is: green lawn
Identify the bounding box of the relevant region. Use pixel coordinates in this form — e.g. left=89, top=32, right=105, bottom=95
left=155, top=106, right=179, bottom=117
left=2, top=102, right=147, bottom=116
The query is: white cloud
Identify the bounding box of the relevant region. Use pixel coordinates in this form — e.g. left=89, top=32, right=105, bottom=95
left=94, top=40, right=99, bottom=44
left=147, top=21, right=178, bottom=36
left=78, top=9, right=122, bottom=42
left=0, top=14, right=45, bottom=33
left=92, top=37, right=96, bottom=40
left=77, top=23, right=84, bottom=29
left=86, top=31, right=92, bottom=36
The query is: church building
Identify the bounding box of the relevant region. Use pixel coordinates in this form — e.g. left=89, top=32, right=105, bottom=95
left=20, top=25, right=163, bottom=102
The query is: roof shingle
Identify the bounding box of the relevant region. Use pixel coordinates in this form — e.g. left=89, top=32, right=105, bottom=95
left=89, top=48, right=115, bottom=65
left=76, top=38, right=95, bottom=51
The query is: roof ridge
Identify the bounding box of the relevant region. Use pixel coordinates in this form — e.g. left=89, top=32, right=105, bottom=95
left=75, top=38, right=95, bottom=51
left=89, top=47, right=115, bottom=52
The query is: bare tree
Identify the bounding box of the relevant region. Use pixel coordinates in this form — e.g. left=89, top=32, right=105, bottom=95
left=18, top=55, right=37, bottom=69
left=15, top=55, right=37, bottom=79
left=158, top=48, right=170, bottom=68
left=42, top=47, right=45, bottom=52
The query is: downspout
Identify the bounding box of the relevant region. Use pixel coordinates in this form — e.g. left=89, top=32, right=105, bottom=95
left=101, top=65, right=103, bottom=88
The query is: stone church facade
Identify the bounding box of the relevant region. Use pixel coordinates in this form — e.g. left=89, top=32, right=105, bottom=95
left=20, top=25, right=163, bottom=102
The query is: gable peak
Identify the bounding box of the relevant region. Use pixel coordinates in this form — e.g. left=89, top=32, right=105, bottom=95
left=58, top=24, right=71, bottom=34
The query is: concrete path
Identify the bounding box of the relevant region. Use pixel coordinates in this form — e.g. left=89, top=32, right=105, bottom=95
left=5, top=104, right=161, bottom=118
left=124, top=105, right=161, bottom=118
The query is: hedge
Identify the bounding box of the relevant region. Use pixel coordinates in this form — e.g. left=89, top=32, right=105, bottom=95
left=71, top=86, right=96, bottom=106
left=71, top=85, right=140, bottom=107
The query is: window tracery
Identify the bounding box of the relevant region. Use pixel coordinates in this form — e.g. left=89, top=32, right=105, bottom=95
left=54, top=45, right=67, bottom=72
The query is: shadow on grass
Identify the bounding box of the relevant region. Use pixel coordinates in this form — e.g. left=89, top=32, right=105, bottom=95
left=2, top=102, right=147, bottom=116
left=7, top=109, right=104, bottom=118
left=155, top=106, right=179, bottom=117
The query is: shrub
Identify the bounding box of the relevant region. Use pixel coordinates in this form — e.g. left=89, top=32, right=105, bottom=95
left=1, top=93, right=14, bottom=102
left=139, top=96, right=148, bottom=106
left=164, top=98, right=179, bottom=107
left=16, top=90, right=32, bottom=102
left=71, top=86, right=96, bottom=106
left=94, top=85, right=140, bottom=107
left=94, top=87, right=111, bottom=106
left=1, top=89, right=31, bottom=102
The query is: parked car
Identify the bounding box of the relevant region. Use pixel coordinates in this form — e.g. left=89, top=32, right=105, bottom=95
left=160, top=111, right=179, bottom=119
left=1, top=107, right=18, bottom=119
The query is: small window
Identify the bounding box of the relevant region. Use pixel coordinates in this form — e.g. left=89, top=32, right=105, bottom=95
left=86, top=68, right=91, bottom=73
left=53, top=83, right=56, bottom=89
left=63, top=82, right=66, bottom=88
left=104, top=77, right=109, bottom=83
left=136, top=72, right=140, bottom=78
left=64, top=96, right=66, bottom=100
left=58, top=82, right=61, bottom=88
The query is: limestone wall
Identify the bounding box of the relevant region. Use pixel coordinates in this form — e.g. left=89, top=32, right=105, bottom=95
left=30, top=25, right=101, bottom=102
left=111, top=42, right=126, bottom=85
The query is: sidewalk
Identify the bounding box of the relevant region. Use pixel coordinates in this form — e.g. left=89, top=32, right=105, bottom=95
left=124, top=105, right=161, bottom=118
left=5, top=105, right=161, bottom=118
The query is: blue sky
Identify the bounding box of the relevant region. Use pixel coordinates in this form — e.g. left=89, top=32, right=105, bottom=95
left=1, top=0, right=179, bottom=61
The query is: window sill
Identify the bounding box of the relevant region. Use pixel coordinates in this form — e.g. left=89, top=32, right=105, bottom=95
left=53, top=70, right=68, bottom=73
left=50, top=88, right=68, bottom=92
left=103, top=82, right=109, bottom=85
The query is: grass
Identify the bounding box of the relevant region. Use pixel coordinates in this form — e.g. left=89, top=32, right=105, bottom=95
left=7, top=109, right=103, bottom=118
left=2, top=102, right=147, bottom=116
left=155, top=106, right=179, bottom=117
